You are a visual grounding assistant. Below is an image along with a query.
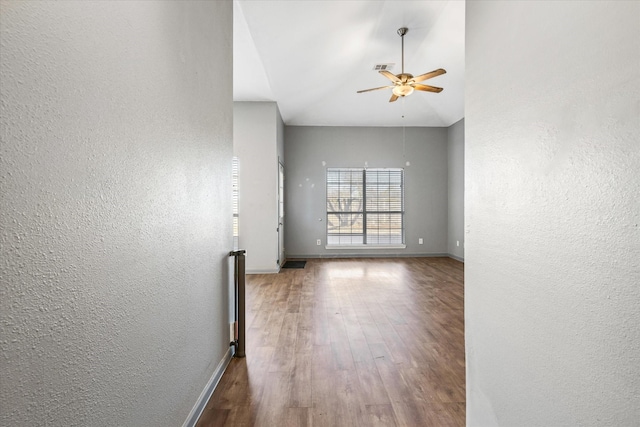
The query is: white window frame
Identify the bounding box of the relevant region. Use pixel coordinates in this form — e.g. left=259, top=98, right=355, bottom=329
left=326, top=167, right=405, bottom=249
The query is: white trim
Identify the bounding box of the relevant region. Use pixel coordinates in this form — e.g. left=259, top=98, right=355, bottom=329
left=325, top=244, right=406, bottom=250
left=449, top=254, right=465, bottom=262
left=287, top=253, right=448, bottom=259
left=182, top=346, right=234, bottom=427
left=246, top=267, right=280, bottom=274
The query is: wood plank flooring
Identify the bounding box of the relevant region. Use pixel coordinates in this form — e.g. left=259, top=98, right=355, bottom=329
left=196, top=257, right=465, bottom=427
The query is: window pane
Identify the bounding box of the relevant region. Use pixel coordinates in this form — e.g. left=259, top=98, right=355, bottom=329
left=327, top=168, right=363, bottom=213
left=366, top=213, right=403, bottom=244
left=327, top=213, right=364, bottom=244
left=366, top=169, right=403, bottom=212
left=327, top=234, right=364, bottom=245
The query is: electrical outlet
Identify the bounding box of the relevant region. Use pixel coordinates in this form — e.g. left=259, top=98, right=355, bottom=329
left=418, top=238, right=424, bottom=245
left=316, top=239, right=321, bottom=246
left=457, top=240, right=460, bottom=247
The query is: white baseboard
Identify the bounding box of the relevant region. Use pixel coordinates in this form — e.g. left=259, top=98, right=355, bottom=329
left=182, top=346, right=234, bottom=427
left=286, top=253, right=449, bottom=259
left=246, top=267, right=280, bottom=274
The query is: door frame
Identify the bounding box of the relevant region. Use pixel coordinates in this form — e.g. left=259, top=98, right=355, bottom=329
left=277, top=161, right=285, bottom=266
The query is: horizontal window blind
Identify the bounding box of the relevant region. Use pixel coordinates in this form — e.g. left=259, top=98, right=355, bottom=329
left=326, top=168, right=404, bottom=246
left=365, top=169, right=404, bottom=244
left=327, top=168, right=364, bottom=245
left=232, top=157, right=239, bottom=250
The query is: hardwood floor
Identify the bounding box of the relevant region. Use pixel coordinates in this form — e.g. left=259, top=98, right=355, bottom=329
left=196, top=257, right=465, bottom=427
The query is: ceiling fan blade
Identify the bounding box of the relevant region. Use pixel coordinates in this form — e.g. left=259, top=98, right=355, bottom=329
left=413, top=84, right=443, bottom=93
left=357, top=85, right=393, bottom=94
left=411, top=68, right=446, bottom=83
left=379, top=70, right=401, bottom=83
left=389, top=93, right=399, bottom=102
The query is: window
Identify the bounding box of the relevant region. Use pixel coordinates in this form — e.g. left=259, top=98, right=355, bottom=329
left=232, top=157, right=239, bottom=250
left=326, top=168, right=404, bottom=246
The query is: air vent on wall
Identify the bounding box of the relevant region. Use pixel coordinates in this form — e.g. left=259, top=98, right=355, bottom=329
left=373, top=63, right=394, bottom=71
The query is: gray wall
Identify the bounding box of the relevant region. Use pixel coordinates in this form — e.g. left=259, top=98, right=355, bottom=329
left=234, top=102, right=283, bottom=273
left=0, top=2, right=233, bottom=425
left=466, top=1, right=639, bottom=425
left=284, top=126, right=448, bottom=258
left=447, top=119, right=465, bottom=261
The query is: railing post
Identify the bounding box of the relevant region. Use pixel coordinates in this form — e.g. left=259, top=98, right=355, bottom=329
left=229, top=250, right=246, bottom=358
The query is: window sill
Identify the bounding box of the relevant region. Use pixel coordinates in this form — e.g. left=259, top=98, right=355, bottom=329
left=325, top=244, right=406, bottom=250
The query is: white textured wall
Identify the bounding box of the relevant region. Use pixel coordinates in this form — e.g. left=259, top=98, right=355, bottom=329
left=0, top=1, right=233, bottom=426
left=284, top=126, right=448, bottom=258
left=466, top=1, right=640, bottom=426
left=234, top=102, right=281, bottom=273
left=447, top=118, right=464, bottom=261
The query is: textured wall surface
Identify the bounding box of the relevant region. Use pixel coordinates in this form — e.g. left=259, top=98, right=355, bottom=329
left=447, top=119, right=464, bottom=260
left=234, top=102, right=281, bottom=273
left=284, top=126, right=449, bottom=258
left=0, top=1, right=233, bottom=425
left=465, top=1, right=640, bottom=425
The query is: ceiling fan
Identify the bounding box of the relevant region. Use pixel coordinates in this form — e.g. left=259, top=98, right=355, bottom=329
left=357, top=27, right=446, bottom=103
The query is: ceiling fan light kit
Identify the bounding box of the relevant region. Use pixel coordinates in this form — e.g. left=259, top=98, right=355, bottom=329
left=357, top=27, right=446, bottom=103
left=392, top=85, right=414, bottom=97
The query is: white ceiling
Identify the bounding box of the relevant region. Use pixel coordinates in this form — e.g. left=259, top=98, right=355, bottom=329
left=233, top=0, right=465, bottom=127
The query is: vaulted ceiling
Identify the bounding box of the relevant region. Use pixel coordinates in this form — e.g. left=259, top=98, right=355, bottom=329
left=233, top=0, right=465, bottom=127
